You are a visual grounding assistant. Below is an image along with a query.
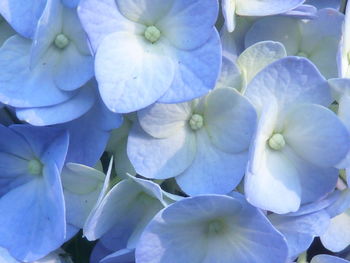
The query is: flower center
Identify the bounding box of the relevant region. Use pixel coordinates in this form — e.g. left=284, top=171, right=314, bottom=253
left=207, top=219, right=225, bottom=235
left=347, top=51, right=350, bottom=65
left=144, top=26, right=161, bottom=43
left=297, top=51, right=308, bottom=58
left=54, top=33, right=70, bottom=49
left=28, top=159, right=43, bottom=175
left=268, top=133, right=286, bottom=151
left=189, top=114, right=204, bottom=130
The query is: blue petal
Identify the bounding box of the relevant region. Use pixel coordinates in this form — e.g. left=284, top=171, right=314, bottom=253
left=102, top=249, right=135, bottom=263
left=0, top=0, right=46, bottom=38
left=311, top=255, right=350, bottom=263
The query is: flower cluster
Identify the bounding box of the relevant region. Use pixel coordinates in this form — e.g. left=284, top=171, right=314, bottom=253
left=0, top=0, right=350, bottom=262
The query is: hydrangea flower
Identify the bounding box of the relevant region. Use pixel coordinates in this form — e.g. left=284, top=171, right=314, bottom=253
left=221, top=0, right=304, bottom=32
left=312, top=255, right=350, bottom=263
left=0, top=125, right=69, bottom=261
left=84, top=175, right=179, bottom=263
left=0, top=0, right=95, bottom=124
left=245, top=9, right=344, bottom=79
left=127, top=87, right=257, bottom=195
left=78, top=0, right=222, bottom=113
left=244, top=56, right=350, bottom=214
left=135, top=193, right=288, bottom=263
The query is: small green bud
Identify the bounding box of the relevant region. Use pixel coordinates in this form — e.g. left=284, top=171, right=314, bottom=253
left=54, top=34, right=70, bottom=49
left=28, top=159, right=43, bottom=175
left=268, top=133, right=286, bottom=151
left=144, top=26, right=161, bottom=43
left=189, top=114, right=204, bottom=131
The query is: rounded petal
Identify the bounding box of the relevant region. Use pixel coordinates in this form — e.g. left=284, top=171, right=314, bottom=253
left=283, top=104, right=350, bottom=168
left=176, top=129, right=248, bottom=195
left=311, top=255, right=350, bottom=263
left=138, top=102, right=191, bottom=139
left=127, top=123, right=196, bottom=179
left=245, top=17, right=301, bottom=55
left=158, top=29, right=222, bottom=103
left=95, top=32, right=175, bottom=113
left=204, top=87, right=257, bottom=154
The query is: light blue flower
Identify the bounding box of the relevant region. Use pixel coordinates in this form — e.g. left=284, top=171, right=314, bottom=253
left=78, top=0, right=221, bottom=113
left=0, top=0, right=94, bottom=123
left=222, top=0, right=304, bottom=32
left=312, top=255, right=350, bottom=263
left=245, top=9, right=344, bottom=79
left=127, top=87, right=257, bottom=195
left=0, top=124, right=69, bottom=261
left=244, top=57, right=350, bottom=214
left=135, top=193, right=288, bottom=263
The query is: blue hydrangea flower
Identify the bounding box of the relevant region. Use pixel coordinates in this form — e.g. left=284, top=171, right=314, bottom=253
left=127, top=87, right=257, bottom=195
left=0, top=0, right=95, bottom=124
left=245, top=9, right=344, bottom=79
left=135, top=193, right=288, bottom=263
left=84, top=175, right=179, bottom=263
left=0, top=124, right=69, bottom=261
left=312, top=255, right=350, bottom=263
left=78, top=0, right=222, bottom=113
left=221, top=0, right=304, bottom=32
left=244, top=57, right=350, bottom=214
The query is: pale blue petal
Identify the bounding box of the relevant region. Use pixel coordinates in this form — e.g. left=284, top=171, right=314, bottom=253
left=281, top=4, right=317, bottom=19
left=0, top=164, right=65, bottom=261
left=0, top=0, right=46, bottom=38
left=156, top=0, right=218, bottom=50
left=102, top=249, right=135, bottom=263
left=312, top=255, right=350, bottom=263
left=158, top=29, right=221, bottom=103
left=95, top=32, right=175, bottom=113
left=176, top=129, right=248, bottom=195
left=236, top=0, right=304, bottom=16
left=283, top=104, right=350, bottom=168
left=138, top=102, right=191, bottom=139
left=216, top=56, right=242, bottom=90
left=127, top=123, right=196, bottom=179
left=16, top=84, right=95, bottom=125
left=0, top=124, right=32, bottom=158
left=204, top=88, right=257, bottom=154
left=78, top=0, right=144, bottom=51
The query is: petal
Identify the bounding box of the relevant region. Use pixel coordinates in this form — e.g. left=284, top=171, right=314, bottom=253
left=127, top=123, right=196, bottom=179
left=0, top=36, right=74, bottom=107
left=305, top=0, right=341, bottom=9
left=176, top=129, right=248, bottom=195
left=0, top=19, right=16, bottom=47
left=237, top=41, right=287, bottom=86
left=244, top=57, right=332, bottom=114
left=0, top=124, right=32, bottom=158
left=236, top=0, right=304, bottom=16
left=270, top=210, right=330, bottom=258
left=102, top=249, right=135, bottom=263
left=115, top=0, right=173, bottom=25
left=158, top=29, right=221, bottom=103
left=245, top=16, right=301, bottom=55
left=53, top=43, right=94, bottom=91
left=311, top=255, right=350, bottom=263
left=57, top=100, right=122, bottom=166
left=16, top=84, right=95, bottom=126
left=204, top=87, right=257, bottom=154
left=321, top=210, right=350, bottom=252
left=222, top=0, right=236, bottom=33
left=62, top=0, right=80, bottom=8
left=216, top=56, right=242, bottom=90
left=283, top=104, right=350, bottom=167
left=0, top=164, right=65, bottom=262
left=0, top=0, right=46, bottom=38
left=95, top=32, right=175, bottom=113
left=281, top=4, right=317, bottom=19
left=156, top=0, right=219, bottom=50
left=78, top=0, right=143, bottom=51
left=138, top=102, right=191, bottom=138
